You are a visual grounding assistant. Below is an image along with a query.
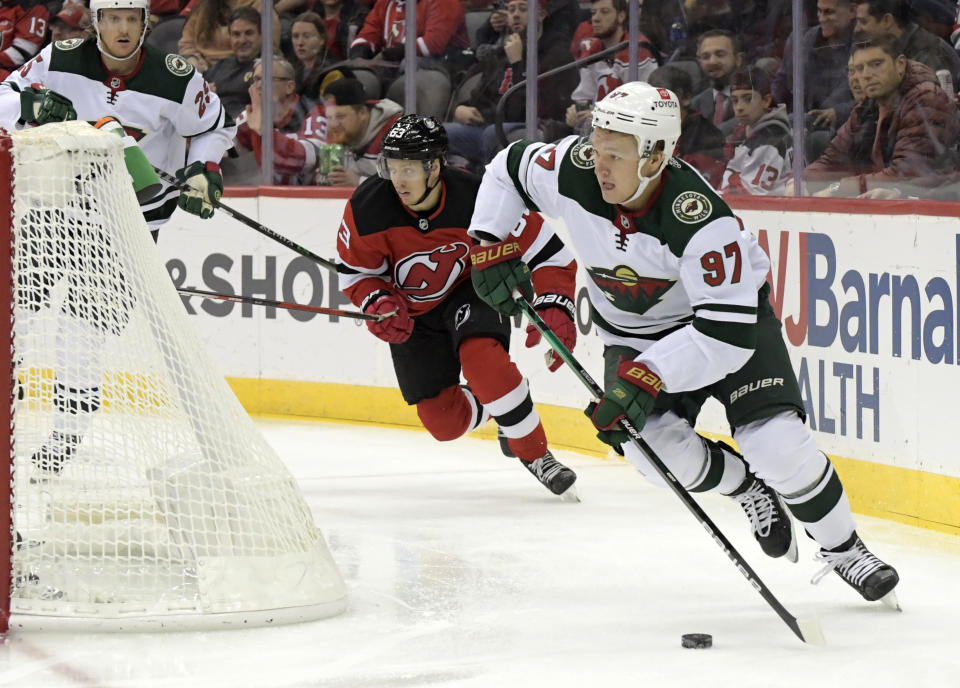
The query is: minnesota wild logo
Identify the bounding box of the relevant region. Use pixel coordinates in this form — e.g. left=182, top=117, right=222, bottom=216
left=55, top=38, right=83, bottom=50
left=672, top=191, right=712, bottom=224
left=587, top=265, right=675, bottom=314
left=165, top=54, right=194, bottom=77
left=569, top=139, right=595, bottom=169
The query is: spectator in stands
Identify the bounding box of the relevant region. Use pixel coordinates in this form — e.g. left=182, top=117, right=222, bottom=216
left=347, top=0, right=468, bottom=69
left=0, top=1, right=48, bottom=80
left=322, top=76, right=402, bottom=185
left=277, top=0, right=368, bottom=61
left=317, top=0, right=367, bottom=60
left=565, top=0, right=659, bottom=136
left=805, top=35, right=960, bottom=196
left=476, top=0, right=579, bottom=61
left=648, top=64, right=727, bottom=188
left=690, top=29, right=744, bottom=138
left=233, top=57, right=327, bottom=185
left=854, top=0, right=960, bottom=91
left=49, top=4, right=90, bottom=44
left=444, top=0, right=575, bottom=170
left=541, top=0, right=581, bottom=47
left=473, top=0, right=509, bottom=56
left=772, top=0, right=857, bottom=135
left=721, top=68, right=793, bottom=195
left=347, top=0, right=468, bottom=118
left=205, top=7, right=260, bottom=118
left=179, top=0, right=280, bottom=73
left=290, top=11, right=331, bottom=100
left=847, top=53, right=866, bottom=104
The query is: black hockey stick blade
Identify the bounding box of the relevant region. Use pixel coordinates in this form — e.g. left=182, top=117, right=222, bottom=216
left=517, top=297, right=825, bottom=646
left=154, top=166, right=337, bottom=271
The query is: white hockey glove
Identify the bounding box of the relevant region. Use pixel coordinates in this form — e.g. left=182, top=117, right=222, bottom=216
left=175, top=161, right=223, bottom=219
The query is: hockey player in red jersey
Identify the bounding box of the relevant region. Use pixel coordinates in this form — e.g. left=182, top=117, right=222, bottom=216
left=336, top=114, right=579, bottom=496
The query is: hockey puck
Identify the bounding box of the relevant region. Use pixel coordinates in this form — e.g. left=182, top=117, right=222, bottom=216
left=681, top=633, right=713, bottom=649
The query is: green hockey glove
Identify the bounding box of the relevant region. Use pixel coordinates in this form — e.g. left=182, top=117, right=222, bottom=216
left=176, top=161, right=223, bottom=219
left=20, top=86, right=77, bottom=125
left=589, top=361, right=663, bottom=447
left=469, top=239, right=533, bottom=315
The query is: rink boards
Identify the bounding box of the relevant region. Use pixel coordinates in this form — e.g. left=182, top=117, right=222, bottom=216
left=160, top=188, right=960, bottom=536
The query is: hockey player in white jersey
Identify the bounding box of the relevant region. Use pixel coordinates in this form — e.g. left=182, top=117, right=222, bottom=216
left=468, top=81, right=900, bottom=605
left=0, top=0, right=236, bottom=229
left=0, top=0, right=237, bottom=477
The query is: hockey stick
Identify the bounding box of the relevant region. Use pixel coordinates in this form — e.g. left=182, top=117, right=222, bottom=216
left=178, top=286, right=385, bottom=321
left=154, top=167, right=337, bottom=271
left=517, top=297, right=825, bottom=646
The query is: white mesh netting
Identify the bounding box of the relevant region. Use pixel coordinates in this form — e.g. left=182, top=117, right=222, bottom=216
left=5, top=121, right=346, bottom=630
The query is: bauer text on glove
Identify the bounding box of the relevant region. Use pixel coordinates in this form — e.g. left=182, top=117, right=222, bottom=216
left=525, top=293, right=576, bottom=371
left=589, top=361, right=662, bottom=447
left=469, top=240, right=533, bottom=316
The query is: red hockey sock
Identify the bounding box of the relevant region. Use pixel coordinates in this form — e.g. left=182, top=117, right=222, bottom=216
left=416, top=385, right=472, bottom=442
left=460, top=337, right=547, bottom=460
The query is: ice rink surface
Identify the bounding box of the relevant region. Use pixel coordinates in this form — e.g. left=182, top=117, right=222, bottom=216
left=2, top=417, right=959, bottom=688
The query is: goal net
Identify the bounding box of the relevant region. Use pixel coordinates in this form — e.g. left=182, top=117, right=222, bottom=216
left=0, top=121, right=347, bottom=631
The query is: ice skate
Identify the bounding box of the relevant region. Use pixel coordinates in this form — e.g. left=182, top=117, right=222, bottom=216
left=812, top=532, right=900, bottom=608
left=730, top=474, right=797, bottom=562
left=521, top=450, right=577, bottom=498
left=30, top=431, right=81, bottom=481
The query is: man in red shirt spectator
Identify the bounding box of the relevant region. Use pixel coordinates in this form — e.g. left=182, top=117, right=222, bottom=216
left=0, top=1, right=48, bottom=80
left=348, top=0, right=468, bottom=62
left=234, top=57, right=327, bottom=185
left=347, top=0, right=469, bottom=118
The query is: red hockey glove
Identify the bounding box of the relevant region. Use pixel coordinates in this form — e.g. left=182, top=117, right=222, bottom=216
left=525, top=293, right=576, bottom=372
left=363, top=291, right=414, bottom=344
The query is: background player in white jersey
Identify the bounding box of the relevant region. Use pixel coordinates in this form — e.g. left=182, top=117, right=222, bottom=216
left=0, top=0, right=237, bottom=477
left=468, top=81, right=899, bottom=604
left=337, top=115, right=578, bottom=496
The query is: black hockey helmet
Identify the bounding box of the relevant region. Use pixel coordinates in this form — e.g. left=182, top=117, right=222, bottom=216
left=378, top=115, right=448, bottom=179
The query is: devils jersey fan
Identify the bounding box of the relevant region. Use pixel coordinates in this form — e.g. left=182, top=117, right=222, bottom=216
left=0, top=3, right=49, bottom=79
left=336, top=115, right=579, bottom=497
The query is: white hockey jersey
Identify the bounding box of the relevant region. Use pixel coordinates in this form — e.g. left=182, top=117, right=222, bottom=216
left=468, top=135, right=772, bottom=394
left=570, top=37, right=657, bottom=104
left=721, top=105, right=793, bottom=196
left=0, top=38, right=237, bottom=226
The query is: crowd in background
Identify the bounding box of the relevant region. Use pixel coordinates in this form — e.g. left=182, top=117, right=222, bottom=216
left=4, top=0, right=960, bottom=199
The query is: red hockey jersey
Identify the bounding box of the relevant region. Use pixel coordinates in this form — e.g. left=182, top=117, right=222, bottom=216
left=350, top=0, right=468, bottom=57
left=0, top=4, right=48, bottom=79
left=337, top=167, right=576, bottom=317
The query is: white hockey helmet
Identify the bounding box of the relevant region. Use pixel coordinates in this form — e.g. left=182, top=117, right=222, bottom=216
left=592, top=81, right=682, bottom=179
left=90, top=0, right=150, bottom=60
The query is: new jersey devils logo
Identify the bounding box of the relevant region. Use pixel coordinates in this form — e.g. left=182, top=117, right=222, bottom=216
left=395, top=243, right=470, bottom=302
